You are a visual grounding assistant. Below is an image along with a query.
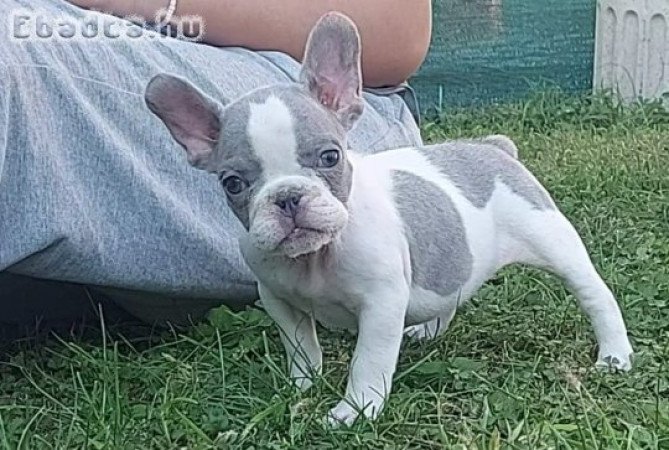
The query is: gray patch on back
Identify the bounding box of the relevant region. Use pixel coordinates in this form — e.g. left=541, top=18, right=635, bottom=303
left=392, top=171, right=473, bottom=297
left=419, top=141, right=555, bottom=209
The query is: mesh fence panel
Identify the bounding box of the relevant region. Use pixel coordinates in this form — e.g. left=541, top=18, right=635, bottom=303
left=411, top=0, right=596, bottom=112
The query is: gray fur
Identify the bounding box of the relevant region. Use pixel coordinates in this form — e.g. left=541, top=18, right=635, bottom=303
left=144, top=74, right=222, bottom=170
left=392, top=170, right=473, bottom=297
left=213, top=97, right=265, bottom=229
left=419, top=142, right=555, bottom=209
left=278, top=86, right=353, bottom=204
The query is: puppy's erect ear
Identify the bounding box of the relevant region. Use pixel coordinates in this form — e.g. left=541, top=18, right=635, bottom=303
left=300, top=12, right=364, bottom=130
left=145, top=74, right=222, bottom=171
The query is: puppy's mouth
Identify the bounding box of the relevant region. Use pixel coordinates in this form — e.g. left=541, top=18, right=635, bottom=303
left=279, top=226, right=326, bottom=244
left=276, top=226, right=339, bottom=258
left=248, top=189, right=349, bottom=258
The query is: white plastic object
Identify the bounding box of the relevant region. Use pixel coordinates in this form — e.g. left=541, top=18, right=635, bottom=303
left=594, top=0, right=669, bottom=102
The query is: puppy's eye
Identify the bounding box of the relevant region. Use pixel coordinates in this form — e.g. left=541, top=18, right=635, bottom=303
left=222, top=175, right=247, bottom=195
left=319, top=149, right=340, bottom=168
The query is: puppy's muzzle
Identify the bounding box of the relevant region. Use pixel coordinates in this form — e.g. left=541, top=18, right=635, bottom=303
left=274, top=191, right=303, bottom=219
left=249, top=177, right=348, bottom=257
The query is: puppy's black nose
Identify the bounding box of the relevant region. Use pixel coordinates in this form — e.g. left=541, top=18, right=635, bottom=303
left=275, top=193, right=302, bottom=217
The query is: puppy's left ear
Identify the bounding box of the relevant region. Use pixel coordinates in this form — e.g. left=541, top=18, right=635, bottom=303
left=145, top=74, right=222, bottom=171
left=300, top=12, right=364, bottom=130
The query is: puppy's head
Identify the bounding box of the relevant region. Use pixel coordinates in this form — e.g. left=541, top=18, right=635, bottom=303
left=145, top=13, right=363, bottom=258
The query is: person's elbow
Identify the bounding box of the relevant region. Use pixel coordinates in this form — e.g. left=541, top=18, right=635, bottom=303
left=361, top=12, right=432, bottom=87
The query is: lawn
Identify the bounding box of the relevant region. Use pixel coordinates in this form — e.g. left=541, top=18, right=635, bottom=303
left=1, top=93, right=668, bottom=449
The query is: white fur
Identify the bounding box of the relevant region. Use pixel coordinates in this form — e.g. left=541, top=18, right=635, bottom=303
left=243, top=148, right=634, bottom=426
left=247, top=96, right=301, bottom=176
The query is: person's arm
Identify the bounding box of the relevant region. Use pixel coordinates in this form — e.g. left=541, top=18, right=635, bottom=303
left=67, top=0, right=432, bottom=87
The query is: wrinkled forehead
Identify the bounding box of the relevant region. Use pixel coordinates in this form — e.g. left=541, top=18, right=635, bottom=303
left=217, top=85, right=346, bottom=176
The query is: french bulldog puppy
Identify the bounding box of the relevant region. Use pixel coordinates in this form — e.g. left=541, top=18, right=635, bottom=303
left=145, top=12, right=633, bottom=426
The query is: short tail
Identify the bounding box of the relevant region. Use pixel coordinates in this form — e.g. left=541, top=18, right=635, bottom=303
left=482, top=135, right=519, bottom=159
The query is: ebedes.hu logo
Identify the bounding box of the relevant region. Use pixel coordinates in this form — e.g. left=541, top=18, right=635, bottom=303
left=10, top=9, right=205, bottom=42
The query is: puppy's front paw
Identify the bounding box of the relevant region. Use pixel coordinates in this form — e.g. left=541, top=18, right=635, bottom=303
left=596, top=342, right=634, bottom=372
left=292, top=375, right=313, bottom=391
left=326, top=401, right=361, bottom=427
left=596, top=352, right=633, bottom=372
left=289, top=361, right=321, bottom=391
left=326, top=398, right=383, bottom=427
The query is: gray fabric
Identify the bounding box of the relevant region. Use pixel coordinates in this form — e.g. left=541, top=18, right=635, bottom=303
left=0, top=0, right=423, bottom=320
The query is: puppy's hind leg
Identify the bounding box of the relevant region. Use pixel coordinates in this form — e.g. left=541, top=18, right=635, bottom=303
left=517, top=211, right=633, bottom=371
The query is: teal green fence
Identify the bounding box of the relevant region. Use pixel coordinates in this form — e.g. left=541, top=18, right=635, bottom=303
left=411, top=0, right=596, bottom=112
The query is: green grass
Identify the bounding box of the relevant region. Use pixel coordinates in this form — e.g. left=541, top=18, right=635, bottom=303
left=1, top=92, right=668, bottom=449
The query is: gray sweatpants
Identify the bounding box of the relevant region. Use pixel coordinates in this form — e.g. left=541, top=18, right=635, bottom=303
left=0, top=0, right=423, bottom=325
